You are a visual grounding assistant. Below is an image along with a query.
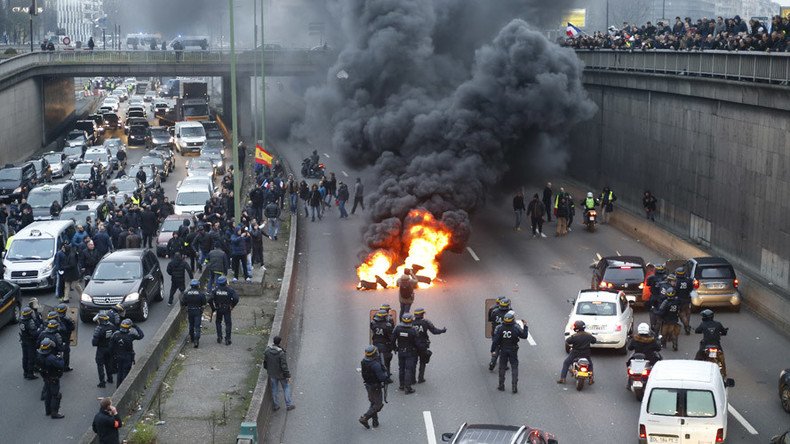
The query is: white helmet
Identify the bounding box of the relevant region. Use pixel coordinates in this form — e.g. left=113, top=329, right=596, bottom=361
left=637, top=323, right=650, bottom=335
left=587, top=192, right=593, bottom=198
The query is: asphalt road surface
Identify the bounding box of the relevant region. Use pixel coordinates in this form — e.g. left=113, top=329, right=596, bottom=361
left=265, top=137, right=790, bottom=444
left=0, top=94, right=194, bottom=443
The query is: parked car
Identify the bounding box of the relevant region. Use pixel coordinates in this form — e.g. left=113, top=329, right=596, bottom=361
left=107, top=176, right=141, bottom=201
left=199, top=145, right=224, bottom=174
left=101, top=112, right=120, bottom=131
left=42, top=151, right=70, bottom=178
left=0, top=280, right=21, bottom=329
left=0, top=162, right=38, bottom=203
left=71, top=162, right=107, bottom=185
left=149, top=147, right=175, bottom=173
left=79, top=249, right=164, bottom=322
left=2, top=220, right=76, bottom=290
left=441, top=423, right=557, bottom=444
left=127, top=125, right=147, bottom=146
left=565, top=289, right=633, bottom=353
left=591, top=255, right=647, bottom=304
left=126, top=164, right=158, bottom=188
left=65, top=129, right=89, bottom=147
left=75, top=119, right=101, bottom=145
left=687, top=257, right=742, bottom=311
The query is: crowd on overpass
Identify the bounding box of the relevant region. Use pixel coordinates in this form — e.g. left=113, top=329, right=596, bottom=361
left=562, top=13, right=790, bottom=52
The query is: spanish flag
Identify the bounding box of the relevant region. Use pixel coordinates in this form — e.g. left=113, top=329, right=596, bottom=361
left=255, top=144, right=273, bottom=166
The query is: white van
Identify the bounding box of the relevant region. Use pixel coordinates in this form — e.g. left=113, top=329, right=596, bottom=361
left=173, top=121, right=206, bottom=155
left=174, top=184, right=211, bottom=215
left=2, top=220, right=76, bottom=289
left=638, top=360, right=735, bottom=444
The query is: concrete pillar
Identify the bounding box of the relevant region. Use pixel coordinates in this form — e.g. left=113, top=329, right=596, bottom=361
left=221, top=76, right=232, bottom=119
left=237, top=75, right=253, bottom=144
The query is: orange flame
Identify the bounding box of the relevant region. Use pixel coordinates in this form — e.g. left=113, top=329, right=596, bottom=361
left=356, top=209, right=452, bottom=289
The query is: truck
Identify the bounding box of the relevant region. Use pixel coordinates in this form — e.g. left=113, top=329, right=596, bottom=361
left=177, top=80, right=209, bottom=121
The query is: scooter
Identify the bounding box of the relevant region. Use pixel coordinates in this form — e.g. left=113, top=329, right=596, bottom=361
left=570, top=357, right=593, bottom=391
left=699, top=344, right=726, bottom=377
left=584, top=209, right=597, bottom=232
left=301, top=158, right=325, bottom=179
left=626, top=353, right=654, bottom=400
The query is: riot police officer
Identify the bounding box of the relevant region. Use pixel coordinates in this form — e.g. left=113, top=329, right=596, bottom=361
left=370, top=310, right=394, bottom=374
left=674, top=267, right=694, bottom=334
left=54, top=303, right=75, bottom=372
left=37, top=315, right=65, bottom=354
left=488, top=297, right=511, bottom=371
left=390, top=313, right=418, bottom=394
left=657, top=287, right=682, bottom=351
left=109, top=304, right=126, bottom=327
left=92, top=311, right=117, bottom=388
left=182, top=279, right=207, bottom=348
left=491, top=311, right=528, bottom=393
left=110, top=319, right=144, bottom=387
left=19, top=307, right=40, bottom=379
left=209, top=275, right=239, bottom=345
left=36, top=338, right=65, bottom=419
left=358, top=345, right=392, bottom=429
left=412, top=308, right=446, bottom=383
left=379, top=303, right=395, bottom=327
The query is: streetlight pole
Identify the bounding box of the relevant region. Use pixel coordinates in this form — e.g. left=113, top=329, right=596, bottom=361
left=259, top=0, right=266, bottom=157
left=229, top=0, right=241, bottom=220
left=29, top=14, right=33, bottom=53
left=252, top=0, right=258, bottom=144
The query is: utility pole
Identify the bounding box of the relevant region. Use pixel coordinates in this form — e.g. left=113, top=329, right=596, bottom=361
left=229, top=0, right=241, bottom=219
left=252, top=0, right=258, bottom=144
left=259, top=0, right=266, bottom=156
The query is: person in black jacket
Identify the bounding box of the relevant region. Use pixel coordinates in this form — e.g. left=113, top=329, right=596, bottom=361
left=390, top=313, right=418, bottom=394
left=512, top=191, right=526, bottom=231
left=358, top=345, right=392, bottom=429
left=92, top=312, right=117, bottom=388
left=558, top=320, right=597, bottom=384
left=54, top=304, right=75, bottom=372
left=92, top=397, right=123, bottom=444
left=140, top=206, right=158, bottom=248
left=542, top=182, right=552, bottom=222
left=166, top=252, right=193, bottom=306
left=627, top=323, right=662, bottom=366
left=491, top=311, right=528, bottom=393
left=412, top=308, right=446, bottom=384
left=18, top=307, right=40, bottom=380
left=370, top=310, right=394, bottom=374
left=694, top=309, right=728, bottom=375
left=110, top=319, right=144, bottom=387
left=181, top=280, right=207, bottom=348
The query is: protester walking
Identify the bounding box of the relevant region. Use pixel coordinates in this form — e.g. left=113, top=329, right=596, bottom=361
left=264, top=336, right=295, bottom=411
left=513, top=191, right=525, bottom=231
left=351, top=178, right=365, bottom=214
left=527, top=193, right=547, bottom=238
left=542, top=182, right=553, bottom=222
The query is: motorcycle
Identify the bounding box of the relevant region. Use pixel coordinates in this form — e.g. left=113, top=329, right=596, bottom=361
left=584, top=209, right=597, bottom=232
left=570, top=357, right=593, bottom=391
left=698, top=344, right=726, bottom=377
left=626, top=353, right=654, bottom=400
left=301, top=158, right=325, bottom=179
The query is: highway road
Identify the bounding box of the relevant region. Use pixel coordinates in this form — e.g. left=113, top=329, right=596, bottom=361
left=265, top=136, right=790, bottom=443
left=0, top=93, right=194, bottom=443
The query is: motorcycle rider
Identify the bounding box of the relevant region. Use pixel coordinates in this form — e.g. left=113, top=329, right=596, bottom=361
left=694, top=309, right=728, bottom=375
left=412, top=308, right=447, bottom=384
left=674, top=267, right=694, bottom=334
left=310, top=150, right=320, bottom=169
left=390, top=313, right=418, bottom=394
left=657, top=287, right=682, bottom=351
left=646, top=264, right=668, bottom=334
left=488, top=297, right=512, bottom=372
left=491, top=311, right=528, bottom=393
left=370, top=310, right=394, bottom=374
left=557, top=320, right=597, bottom=384
left=581, top=192, right=598, bottom=224
left=358, top=345, right=392, bottom=429
left=627, top=322, right=662, bottom=366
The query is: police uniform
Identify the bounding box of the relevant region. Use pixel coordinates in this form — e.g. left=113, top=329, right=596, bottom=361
left=390, top=319, right=418, bottom=393
left=674, top=275, right=694, bottom=334
left=657, top=293, right=682, bottom=350
left=19, top=313, right=40, bottom=379
left=487, top=305, right=510, bottom=371
left=92, top=319, right=117, bottom=387
left=412, top=313, right=446, bottom=383
left=359, top=347, right=391, bottom=429
left=370, top=315, right=394, bottom=374
left=56, top=312, right=75, bottom=370
left=182, top=285, right=207, bottom=347
left=646, top=270, right=668, bottom=333
left=110, top=323, right=144, bottom=387
left=491, top=319, right=528, bottom=393
left=209, top=283, right=239, bottom=345
left=35, top=342, right=65, bottom=418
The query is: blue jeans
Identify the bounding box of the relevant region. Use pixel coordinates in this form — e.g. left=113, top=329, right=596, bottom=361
left=310, top=205, right=321, bottom=221
left=289, top=193, right=298, bottom=212
left=268, top=218, right=280, bottom=238
left=514, top=209, right=524, bottom=229
left=270, top=376, right=293, bottom=408
left=339, top=200, right=348, bottom=218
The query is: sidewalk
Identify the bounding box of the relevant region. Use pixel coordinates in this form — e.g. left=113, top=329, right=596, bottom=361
left=140, top=218, right=290, bottom=444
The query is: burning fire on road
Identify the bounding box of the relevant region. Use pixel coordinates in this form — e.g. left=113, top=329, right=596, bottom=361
left=357, top=209, right=452, bottom=290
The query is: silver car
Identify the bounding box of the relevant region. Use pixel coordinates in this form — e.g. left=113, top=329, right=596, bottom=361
left=43, top=152, right=70, bottom=178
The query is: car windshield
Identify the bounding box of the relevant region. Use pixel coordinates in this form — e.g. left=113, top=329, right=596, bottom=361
left=604, top=267, right=645, bottom=282
left=93, top=261, right=142, bottom=280
left=190, top=159, right=212, bottom=170
left=201, top=148, right=221, bottom=157
left=64, top=146, right=82, bottom=156
left=150, top=130, right=169, bottom=139
left=140, top=156, right=163, bottom=166
left=161, top=219, right=185, bottom=232
left=128, top=111, right=144, bottom=118
left=27, top=190, right=62, bottom=207
left=111, top=179, right=137, bottom=192
left=0, top=168, right=21, bottom=181
left=176, top=191, right=209, bottom=206
left=84, top=152, right=108, bottom=163
left=576, top=301, right=617, bottom=316
left=130, top=126, right=146, bottom=135
left=60, top=208, right=95, bottom=223
left=181, top=127, right=205, bottom=138
left=206, top=129, right=223, bottom=139
left=74, top=164, right=93, bottom=175
left=698, top=266, right=735, bottom=279
left=103, top=114, right=118, bottom=122
left=43, top=154, right=61, bottom=164
left=5, top=238, right=55, bottom=261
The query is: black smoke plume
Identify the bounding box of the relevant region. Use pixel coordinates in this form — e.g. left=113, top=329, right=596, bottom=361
left=298, top=0, right=596, bottom=261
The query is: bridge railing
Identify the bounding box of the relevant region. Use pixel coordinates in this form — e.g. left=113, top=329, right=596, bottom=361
left=575, top=50, right=790, bottom=84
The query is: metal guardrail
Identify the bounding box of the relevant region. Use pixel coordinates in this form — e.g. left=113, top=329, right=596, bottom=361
left=575, top=50, right=790, bottom=84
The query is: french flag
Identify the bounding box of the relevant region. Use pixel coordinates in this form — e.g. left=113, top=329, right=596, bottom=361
left=566, top=22, right=582, bottom=37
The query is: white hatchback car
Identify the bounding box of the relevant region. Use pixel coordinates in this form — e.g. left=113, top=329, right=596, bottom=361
left=565, top=290, right=633, bottom=353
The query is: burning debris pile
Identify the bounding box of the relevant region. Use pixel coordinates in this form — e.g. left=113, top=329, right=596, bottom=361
left=357, top=209, right=452, bottom=290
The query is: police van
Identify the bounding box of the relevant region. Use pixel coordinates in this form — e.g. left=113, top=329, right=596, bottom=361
left=2, top=220, right=76, bottom=289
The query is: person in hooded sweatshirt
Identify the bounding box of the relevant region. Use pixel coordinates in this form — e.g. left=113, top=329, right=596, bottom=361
left=263, top=336, right=295, bottom=411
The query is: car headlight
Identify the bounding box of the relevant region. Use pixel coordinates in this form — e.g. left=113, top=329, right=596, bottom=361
left=81, top=293, right=92, bottom=303
left=13, top=187, right=22, bottom=194
left=125, top=292, right=139, bottom=302
left=41, top=261, right=54, bottom=274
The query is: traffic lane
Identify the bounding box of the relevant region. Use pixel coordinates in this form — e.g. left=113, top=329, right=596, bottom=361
left=0, top=128, right=189, bottom=443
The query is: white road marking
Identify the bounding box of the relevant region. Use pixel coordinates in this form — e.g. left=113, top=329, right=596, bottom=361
left=728, top=404, right=758, bottom=435
left=527, top=332, right=537, bottom=346
left=323, top=152, right=330, bottom=158
left=466, top=247, right=480, bottom=261
left=423, top=411, right=437, bottom=444
left=341, top=170, right=349, bottom=177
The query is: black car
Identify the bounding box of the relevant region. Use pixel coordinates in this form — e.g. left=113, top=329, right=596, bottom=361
left=145, top=126, right=173, bottom=150
left=591, top=255, right=646, bottom=303
left=128, top=125, right=147, bottom=146
left=0, top=162, right=38, bottom=203
left=75, top=119, right=101, bottom=145
left=86, top=113, right=106, bottom=137
left=780, top=368, right=790, bottom=413
left=201, top=121, right=225, bottom=147
left=149, top=146, right=175, bottom=173
left=442, top=423, right=558, bottom=444
left=101, top=112, right=120, bottom=131
left=79, top=249, right=164, bottom=323
left=0, top=280, right=22, bottom=329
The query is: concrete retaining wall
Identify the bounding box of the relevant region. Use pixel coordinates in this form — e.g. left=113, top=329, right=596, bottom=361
left=569, top=71, right=790, bottom=297
left=42, top=76, right=77, bottom=143
left=0, top=78, right=43, bottom=165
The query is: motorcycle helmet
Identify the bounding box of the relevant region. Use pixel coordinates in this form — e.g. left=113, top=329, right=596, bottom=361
left=587, top=192, right=593, bottom=198
left=38, top=338, right=55, bottom=355
left=120, top=319, right=133, bottom=331
left=413, top=308, right=425, bottom=319
left=190, top=279, right=200, bottom=288
left=400, top=313, right=414, bottom=324
left=503, top=311, right=515, bottom=323
left=113, top=303, right=126, bottom=316
left=217, top=276, right=228, bottom=286
left=675, top=267, right=686, bottom=277
left=20, top=307, right=33, bottom=319
left=97, top=311, right=110, bottom=323
left=655, top=264, right=666, bottom=274
left=637, top=323, right=650, bottom=335
left=498, top=297, right=511, bottom=309
left=364, top=345, right=378, bottom=357
left=46, top=311, right=59, bottom=321
left=373, top=310, right=386, bottom=322
left=380, top=303, right=391, bottom=312
left=573, top=320, right=586, bottom=332
left=55, top=303, right=68, bottom=315
left=46, top=319, right=60, bottom=330
left=700, top=309, right=714, bottom=321
left=665, top=288, right=676, bottom=298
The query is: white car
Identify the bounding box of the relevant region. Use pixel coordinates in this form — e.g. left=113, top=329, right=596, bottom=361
left=102, top=98, right=120, bottom=112
left=565, top=290, right=633, bottom=353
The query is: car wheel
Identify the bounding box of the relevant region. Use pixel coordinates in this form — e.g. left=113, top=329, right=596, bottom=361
left=135, top=298, right=150, bottom=322
left=732, top=304, right=741, bottom=313
left=155, top=281, right=164, bottom=302
left=11, top=303, right=21, bottom=324
left=781, top=383, right=790, bottom=413
left=79, top=309, right=93, bottom=323
left=618, top=344, right=628, bottom=355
